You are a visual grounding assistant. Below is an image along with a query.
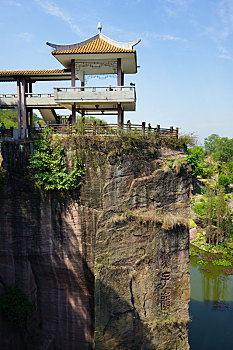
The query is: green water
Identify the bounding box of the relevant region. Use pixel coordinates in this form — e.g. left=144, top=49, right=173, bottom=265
left=189, top=247, right=233, bottom=349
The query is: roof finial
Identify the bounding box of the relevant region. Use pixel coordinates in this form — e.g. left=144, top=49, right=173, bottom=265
left=98, top=22, right=102, bottom=34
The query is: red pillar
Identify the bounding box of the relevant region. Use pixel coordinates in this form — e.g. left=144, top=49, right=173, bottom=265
left=29, top=82, right=33, bottom=129
left=21, top=78, right=27, bottom=138
left=118, top=104, right=123, bottom=126
left=71, top=59, right=75, bottom=87
left=17, top=78, right=22, bottom=139
left=71, top=59, right=76, bottom=125
left=117, top=59, right=124, bottom=125
left=25, top=81, right=29, bottom=129
left=117, top=58, right=122, bottom=88
left=81, top=81, right=85, bottom=120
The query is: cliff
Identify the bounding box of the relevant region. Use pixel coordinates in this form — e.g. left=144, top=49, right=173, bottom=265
left=0, top=135, right=191, bottom=349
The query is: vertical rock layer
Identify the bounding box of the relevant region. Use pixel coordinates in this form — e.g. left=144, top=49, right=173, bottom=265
left=0, top=138, right=191, bottom=349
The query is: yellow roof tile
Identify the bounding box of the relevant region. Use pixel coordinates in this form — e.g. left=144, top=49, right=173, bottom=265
left=53, top=38, right=135, bottom=55
left=0, top=69, right=67, bottom=75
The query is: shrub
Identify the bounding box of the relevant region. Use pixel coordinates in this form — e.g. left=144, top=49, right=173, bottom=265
left=218, top=174, right=231, bottom=189
left=28, top=129, right=86, bottom=191
left=213, top=259, right=232, bottom=267
left=0, top=285, right=33, bottom=334
left=186, top=146, right=204, bottom=177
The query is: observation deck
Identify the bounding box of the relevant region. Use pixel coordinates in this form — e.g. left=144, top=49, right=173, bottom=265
left=53, top=86, right=136, bottom=112
left=0, top=93, right=58, bottom=109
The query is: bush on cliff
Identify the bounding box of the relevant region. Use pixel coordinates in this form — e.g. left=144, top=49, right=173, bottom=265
left=0, top=284, right=33, bottom=334
left=28, top=129, right=86, bottom=191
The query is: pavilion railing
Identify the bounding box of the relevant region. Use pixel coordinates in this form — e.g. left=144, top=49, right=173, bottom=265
left=0, top=128, right=13, bottom=138
left=54, top=86, right=135, bottom=93
left=30, top=123, right=178, bottom=139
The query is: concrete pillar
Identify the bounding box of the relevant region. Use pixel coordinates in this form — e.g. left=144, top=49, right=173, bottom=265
left=17, top=78, right=22, bottom=139
left=21, top=78, right=27, bottom=138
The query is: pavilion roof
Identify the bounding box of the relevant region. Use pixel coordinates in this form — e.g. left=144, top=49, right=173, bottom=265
left=47, top=33, right=140, bottom=55
left=51, top=37, right=136, bottom=55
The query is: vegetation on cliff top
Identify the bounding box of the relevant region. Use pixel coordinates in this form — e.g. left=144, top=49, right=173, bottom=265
left=188, top=134, right=233, bottom=262
left=28, top=129, right=86, bottom=191
left=0, top=109, right=41, bottom=128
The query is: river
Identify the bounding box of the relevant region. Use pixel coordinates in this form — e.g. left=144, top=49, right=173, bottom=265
left=189, top=247, right=233, bottom=349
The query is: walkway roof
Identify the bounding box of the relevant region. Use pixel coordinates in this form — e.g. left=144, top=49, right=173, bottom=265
left=0, top=69, right=71, bottom=82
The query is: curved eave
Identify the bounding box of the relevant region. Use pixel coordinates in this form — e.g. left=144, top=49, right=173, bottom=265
left=47, top=33, right=141, bottom=52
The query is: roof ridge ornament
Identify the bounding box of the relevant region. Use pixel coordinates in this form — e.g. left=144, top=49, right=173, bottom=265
left=46, top=24, right=141, bottom=52
left=98, top=22, right=102, bottom=34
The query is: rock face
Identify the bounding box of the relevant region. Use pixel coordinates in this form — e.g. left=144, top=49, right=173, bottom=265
left=0, top=138, right=191, bottom=349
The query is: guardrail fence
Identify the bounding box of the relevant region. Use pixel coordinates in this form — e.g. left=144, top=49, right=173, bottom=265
left=35, top=122, right=179, bottom=138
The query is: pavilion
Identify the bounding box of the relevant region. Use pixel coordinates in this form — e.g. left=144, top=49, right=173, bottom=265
left=0, top=23, right=140, bottom=138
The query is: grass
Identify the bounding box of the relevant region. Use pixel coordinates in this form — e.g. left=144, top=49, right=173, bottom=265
left=106, top=208, right=189, bottom=230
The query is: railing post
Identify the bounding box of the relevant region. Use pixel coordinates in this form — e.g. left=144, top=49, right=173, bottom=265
left=156, top=124, right=160, bottom=135
left=142, top=122, right=146, bottom=135
left=176, top=127, right=179, bottom=139
left=93, top=120, right=96, bottom=135
left=170, top=126, right=173, bottom=137
left=10, top=126, right=14, bottom=138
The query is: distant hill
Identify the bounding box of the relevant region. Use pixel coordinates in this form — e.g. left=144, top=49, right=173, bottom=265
left=0, top=109, right=41, bottom=128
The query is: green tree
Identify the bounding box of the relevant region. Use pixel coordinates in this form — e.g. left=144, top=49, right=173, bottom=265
left=216, top=188, right=225, bottom=247
left=218, top=174, right=231, bottom=190
left=213, top=137, right=233, bottom=163
left=186, top=146, right=204, bottom=176
left=204, top=134, right=220, bottom=154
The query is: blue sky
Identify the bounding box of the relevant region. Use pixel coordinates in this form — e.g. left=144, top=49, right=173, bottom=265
left=0, top=0, right=233, bottom=143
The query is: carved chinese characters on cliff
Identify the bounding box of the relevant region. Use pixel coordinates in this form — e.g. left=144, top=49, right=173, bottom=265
left=159, top=249, right=171, bottom=311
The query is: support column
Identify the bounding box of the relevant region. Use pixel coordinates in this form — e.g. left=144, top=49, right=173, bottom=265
left=71, top=59, right=76, bottom=88
left=21, top=78, right=27, bottom=138
left=29, top=82, right=33, bottom=129
left=71, top=59, right=76, bottom=125
left=25, top=81, right=29, bottom=129
left=17, top=78, right=22, bottom=139
left=118, top=104, right=124, bottom=126
left=117, top=58, right=122, bottom=88
left=81, top=81, right=85, bottom=121
left=117, top=59, right=124, bottom=126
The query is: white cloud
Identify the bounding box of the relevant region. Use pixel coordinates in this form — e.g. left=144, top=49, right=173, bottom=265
left=7, top=1, right=22, bottom=6
left=34, top=0, right=82, bottom=36
left=164, top=0, right=187, bottom=5
left=145, top=32, right=187, bottom=42
left=162, top=0, right=187, bottom=16
left=217, top=45, right=228, bottom=54
left=218, top=54, right=233, bottom=60
left=218, top=0, right=233, bottom=39
left=16, top=32, right=33, bottom=41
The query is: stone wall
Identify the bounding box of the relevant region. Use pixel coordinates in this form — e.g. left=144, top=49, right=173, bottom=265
left=0, top=137, right=191, bottom=349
